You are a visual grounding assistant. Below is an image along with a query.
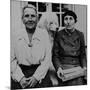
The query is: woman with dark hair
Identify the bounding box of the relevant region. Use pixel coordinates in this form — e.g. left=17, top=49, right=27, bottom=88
left=52, top=10, right=87, bottom=86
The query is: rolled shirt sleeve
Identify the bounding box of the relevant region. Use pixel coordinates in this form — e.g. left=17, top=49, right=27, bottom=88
left=32, top=28, right=51, bottom=81
left=52, top=32, right=62, bottom=71
left=33, top=43, right=51, bottom=81
left=11, top=38, right=24, bottom=82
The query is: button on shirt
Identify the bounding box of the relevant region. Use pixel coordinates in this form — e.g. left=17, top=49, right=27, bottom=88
left=11, top=27, right=51, bottom=82
left=59, top=29, right=81, bottom=56
left=52, top=29, right=86, bottom=71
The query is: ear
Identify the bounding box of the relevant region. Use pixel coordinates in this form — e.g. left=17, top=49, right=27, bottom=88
left=21, top=14, right=24, bottom=21
left=21, top=15, right=25, bottom=25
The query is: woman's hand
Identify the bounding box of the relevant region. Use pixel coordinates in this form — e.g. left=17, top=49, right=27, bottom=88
left=57, top=67, right=64, bottom=79
left=20, top=76, right=30, bottom=88
left=83, top=67, right=87, bottom=80
left=28, top=76, right=38, bottom=87
left=20, top=76, right=38, bottom=88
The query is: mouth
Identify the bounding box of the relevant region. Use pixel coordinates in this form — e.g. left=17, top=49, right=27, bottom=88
left=26, top=21, right=34, bottom=25
left=66, top=24, right=71, bottom=27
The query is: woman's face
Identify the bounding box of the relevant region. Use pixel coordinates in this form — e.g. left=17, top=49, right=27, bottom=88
left=22, top=8, right=37, bottom=29
left=64, top=15, right=75, bottom=29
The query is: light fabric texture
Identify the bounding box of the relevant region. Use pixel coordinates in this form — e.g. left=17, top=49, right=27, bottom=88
left=37, top=12, right=59, bottom=31
left=11, top=27, right=51, bottom=82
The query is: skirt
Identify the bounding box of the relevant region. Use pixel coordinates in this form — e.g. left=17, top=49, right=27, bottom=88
left=11, top=64, right=52, bottom=89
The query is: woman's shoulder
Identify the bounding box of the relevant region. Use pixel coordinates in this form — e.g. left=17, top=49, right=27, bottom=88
left=36, top=27, right=49, bottom=37
left=75, top=29, right=84, bottom=36
left=33, top=27, right=49, bottom=40
left=56, top=28, right=65, bottom=36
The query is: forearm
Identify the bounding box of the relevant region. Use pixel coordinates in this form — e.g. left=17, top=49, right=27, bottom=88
left=52, top=56, right=62, bottom=71
left=33, top=45, right=51, bottom=82
left=80, top=32, right=87, bottom=68
left=33, top=52, right=51, bottom=82
left=11, top=59, right=24, bottom=82
left=33, top=63, right=49, bottom=82
left=52, top=38, right=62, bottom=71
left=80, top=53, right=87, bottom=68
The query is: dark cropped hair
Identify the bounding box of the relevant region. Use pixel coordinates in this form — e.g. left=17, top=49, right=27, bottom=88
left=63, top=10, right=77, bottom=23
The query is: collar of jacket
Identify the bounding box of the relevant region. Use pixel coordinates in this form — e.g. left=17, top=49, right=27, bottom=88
left=65, top=28, right=75, bottom=36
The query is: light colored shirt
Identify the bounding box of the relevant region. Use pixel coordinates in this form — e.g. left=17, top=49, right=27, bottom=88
left=11, top=27, right=51, bottom=82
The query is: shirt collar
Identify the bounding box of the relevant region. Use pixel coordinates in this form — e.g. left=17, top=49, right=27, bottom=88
left=17, top=28, right=30, bottom=44
left=17, top=27, right=42, bottom=44
left=65, top=28, right=75, bottom=36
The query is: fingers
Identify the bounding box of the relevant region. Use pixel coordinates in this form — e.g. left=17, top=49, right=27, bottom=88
left=20, top=77, right=31, bottom=89
left=28, top=76, right=38, bottom=87
left=30, top=80, right=37, bottom=87
left=57, top=72, right=64, bottom=79
left=21, top=81, right=29, bottom=89
left=20, top=76, right=38, bottom=88
left=26, top=77, right=31, bottom=82
left=60, top=71, right=64, bottom=77
left=29, top=81, right=36, bottom=87
left=57, top=67, right=64, bottom=79
left=28, top=78, right=34, bottom=87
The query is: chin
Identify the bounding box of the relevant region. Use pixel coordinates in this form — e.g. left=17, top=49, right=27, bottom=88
left=28, top=27, right=34, bottom=29
left=67, top=28, right=72, bottom=29
left=66, top=26, right=72, bottom=29
left=26, top=25, right=35, bottom=29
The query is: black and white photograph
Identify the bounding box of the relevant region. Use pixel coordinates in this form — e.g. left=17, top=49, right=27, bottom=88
left=10, top=0, right=87, bottom=89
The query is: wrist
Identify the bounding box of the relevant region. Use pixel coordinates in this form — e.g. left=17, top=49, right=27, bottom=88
left=19, top=76, right=25, bottom=83
left=57, top=67, right=63, bottom=75
left=33, top=75, right=41, bottom=83
left=58, top=67, right=62, bottom=72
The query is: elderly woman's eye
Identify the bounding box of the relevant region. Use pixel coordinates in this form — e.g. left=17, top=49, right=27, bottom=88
left=24, top=14, right=29, bottom=17
left=31, top=14, right=36, bottom=17
left=50, top=22, right=53, bottom=25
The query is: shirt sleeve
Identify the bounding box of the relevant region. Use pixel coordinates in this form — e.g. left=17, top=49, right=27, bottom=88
left=52, top=32, right=62, bottom=71
left=33, top=29, right=51, bottom=81
left=79, top=32, right=87, bottom=68
left=11, top=39, right=24, bottom=82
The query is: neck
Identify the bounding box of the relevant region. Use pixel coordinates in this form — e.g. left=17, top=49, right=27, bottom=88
left=26, top=27, right=36, bottom=43
left=66, top=27, right=75, bottom=32
left=26, top=27, right=36, bottom=34
left=27, top=32, right=33, bottom=43
left=65, top=28, right=75, bottom=36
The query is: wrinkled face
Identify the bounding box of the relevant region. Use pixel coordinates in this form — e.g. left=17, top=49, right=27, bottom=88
left=64, top=15, right=75, bottom=29
left=22, top=8, right=37, bottom=29
left=49, top=22, right=58, bottom=31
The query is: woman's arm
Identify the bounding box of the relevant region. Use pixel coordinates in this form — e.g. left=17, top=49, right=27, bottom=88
left=79, top=32, right=87, bottom=68
left=11, top=40, right=24, bottom=82
left=52, top=33, right=62, bottom=71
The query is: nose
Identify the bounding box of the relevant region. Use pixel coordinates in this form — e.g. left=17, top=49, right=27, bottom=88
left=67, top=19, right=70, bottom=24
left=28, top=15, right=32, bottom=20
